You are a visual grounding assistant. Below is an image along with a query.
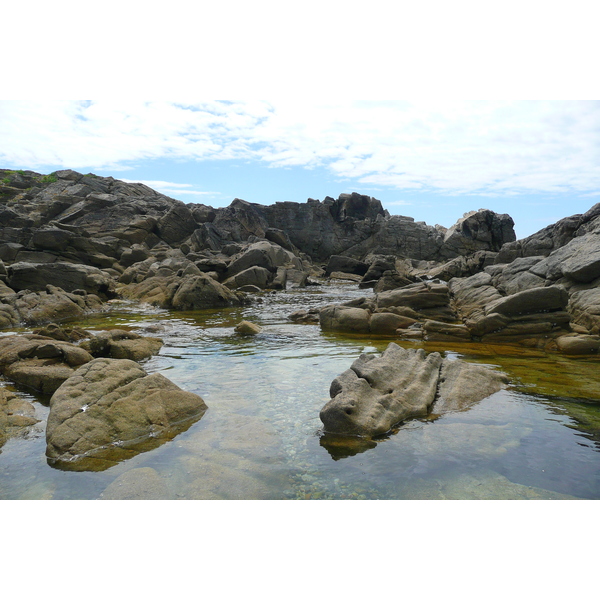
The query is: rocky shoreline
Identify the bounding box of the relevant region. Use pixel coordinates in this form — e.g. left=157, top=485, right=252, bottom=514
left=2, top=167, right=600, bottom=466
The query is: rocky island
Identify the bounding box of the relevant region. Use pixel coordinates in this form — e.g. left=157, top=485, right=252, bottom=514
left=1, top=167, right=599, bottom=499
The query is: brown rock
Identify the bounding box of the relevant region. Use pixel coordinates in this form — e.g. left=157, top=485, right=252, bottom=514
left=46, top=358, right=207, bottom=471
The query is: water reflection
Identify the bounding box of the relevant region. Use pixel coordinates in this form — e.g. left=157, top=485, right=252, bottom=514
left=319, top=433, right=377, bottom=460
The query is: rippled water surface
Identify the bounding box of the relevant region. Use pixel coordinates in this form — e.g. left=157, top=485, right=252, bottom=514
left=1, top=282, right=600, bottom=500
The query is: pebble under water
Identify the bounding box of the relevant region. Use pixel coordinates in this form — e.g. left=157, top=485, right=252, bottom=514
left=1, top=281, right=600, bottom=500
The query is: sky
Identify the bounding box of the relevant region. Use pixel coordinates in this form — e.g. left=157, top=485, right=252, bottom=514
left=1, top=99, right=599, bottom=240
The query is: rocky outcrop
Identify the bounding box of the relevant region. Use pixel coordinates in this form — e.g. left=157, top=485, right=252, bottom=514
left=320, top=343, right=509, bottom=437
left=120, top=273, right=245, bottom=310
left=45, top=358, right=207, bottom=471
left=319, top=280, right=459, bottom=338
left=7, top=262, right=116, bottom=298
left=317, top=220, right=600, bottom=353
left=0, top=334, right=94, bottom=394
left=0, top=284, right=104, bottom=328
left=496, top=202, right=600, bottom=263
left=2, top=170, right=517, bottom=281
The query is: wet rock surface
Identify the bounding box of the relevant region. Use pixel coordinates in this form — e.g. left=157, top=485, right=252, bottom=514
left=46, top=358, right=207, bottom=471
left=0, top=386, right=39, bottom=449
left=320, top=343, right=508, bottom=437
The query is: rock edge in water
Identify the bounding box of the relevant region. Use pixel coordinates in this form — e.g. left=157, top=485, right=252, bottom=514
left=45, top=358, right=207, bottom=471
left=320, top=342, right=509, bottom=437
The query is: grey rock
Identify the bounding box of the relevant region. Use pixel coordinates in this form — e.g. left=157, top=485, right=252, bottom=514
left=320, top=343, right=508, bottom=437
left=223, top=266, right=274, bottom=290
left=8, top=262, right=116, bottom=298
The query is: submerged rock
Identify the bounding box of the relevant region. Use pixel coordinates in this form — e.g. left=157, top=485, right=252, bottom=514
left=46, top=358, right=207, bottom=471
left=234, top=320, right=262, bottom=335
left=0, top=386, right=39, bottom=449
left=320, top=343, right=508, bottom=437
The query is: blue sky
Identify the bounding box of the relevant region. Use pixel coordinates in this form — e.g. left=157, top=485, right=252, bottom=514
left=1, top=100, right=599, bottom=240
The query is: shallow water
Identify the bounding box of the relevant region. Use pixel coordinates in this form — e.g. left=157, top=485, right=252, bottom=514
left=1, top=281, right=600, bottom=500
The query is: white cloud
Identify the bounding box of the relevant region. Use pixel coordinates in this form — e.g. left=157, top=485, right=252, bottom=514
left=120, top=179, right=220, bottom=199
left=1, top=100, right=600, bottom=197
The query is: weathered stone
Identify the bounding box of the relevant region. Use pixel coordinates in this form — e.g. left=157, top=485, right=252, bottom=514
left=156, top=203, right=198, bottom=245
left=223, top=266, right=274, bottom=290
left=553, top=334, right=600, bottom=355
left=171, top=274, right=244, bottom=310
left=80, top=330, right=163, bottom=361
left=325, top=255, right=368, bottom=277
left=372, top=270, right=415, bottom=292
left=369, top=312, right=415, bottom=334
left=329, top=271, right=363, bottom=282
left=319, top=306, right=371, bottom=333
left=118, top=276, right=181, bottom=308
left=485, top=285, right=568, bottom=317
left=288, top=309, right=320, bottom=324
left=31, top=323, right=90, bottom=342
left=377, top=281, right=450, bottom=311
left=46, top=358, right=207, bottom=470
left=422, top=320, right=471, bottom=341
left=225, top=240, right=300, bottom=279
left=321, top=344, right=442, bottom=437
left=3, top=285, right=104, bottom=327
left=568, top=283, right=600, bottom=334
left=8, top=262, right=116, bottom=298
left=271, top=267, right=288, bottom=290
left=0, top=334, right=93, bottom=394
left=320, top=343, right=509, bottom=437
left=234, top=320, right=262, bottom=335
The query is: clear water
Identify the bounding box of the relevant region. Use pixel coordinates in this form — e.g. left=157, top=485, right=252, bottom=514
left=1, top=282, right=599, bottom=500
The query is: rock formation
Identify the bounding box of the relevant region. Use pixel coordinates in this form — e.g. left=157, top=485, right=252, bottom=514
left=45, top=358, right=207, bottom=471
left=320, top=343, right=509, bottom=437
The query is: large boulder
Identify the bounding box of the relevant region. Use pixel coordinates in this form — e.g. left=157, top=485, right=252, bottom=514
left=171, top=274, right=244, bottom=310
left=46, top=358, right=207, bottom=471
left=223, top=266, right=274, bottom=290
left=325, top=255, right=369, bottom=277
left=225, top=240, right=301, bottom=279
left=119, top=273, right=243, bottom=310
left=441, top=209, right=515, bottom=257
left=319, top=306, right=371, bottom=333
left=320, top=343, right=508, bottom=437
left=449, top=274, right=571, bottom=342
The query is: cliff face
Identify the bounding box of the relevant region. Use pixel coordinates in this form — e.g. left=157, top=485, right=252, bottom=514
left=0, top=169, right=514, bottom=266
